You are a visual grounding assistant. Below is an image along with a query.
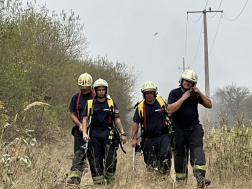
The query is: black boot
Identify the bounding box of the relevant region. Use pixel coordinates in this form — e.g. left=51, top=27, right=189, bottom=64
left=194, top=168, right=211, bottom=188
left=197, top=178, right=211, bottom=188
left=67, top=177, right=81, bottom=185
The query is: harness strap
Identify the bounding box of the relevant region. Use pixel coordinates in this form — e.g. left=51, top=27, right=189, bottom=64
left=137, top=96, right=167, bottom=131
left=143, top=102, right=147, bottom=131
left=87, top=98, right=114, bottom=127
left=76, top=91, right=95, bottom=120
left=76, top=92, right=81, bottom=119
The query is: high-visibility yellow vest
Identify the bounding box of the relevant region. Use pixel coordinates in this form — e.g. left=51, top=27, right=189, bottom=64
left=137, top=96, right=168, bottom=131
left=86, top=98, right=114, bottom=127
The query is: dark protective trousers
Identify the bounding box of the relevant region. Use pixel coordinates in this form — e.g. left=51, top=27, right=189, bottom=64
left=87, top=129, right=118, bottom=181
left=70, top=126, right=87, bottom=174
left=172, top=122, right=206, bottom=181
left=141, top=132, right=172, bottom=173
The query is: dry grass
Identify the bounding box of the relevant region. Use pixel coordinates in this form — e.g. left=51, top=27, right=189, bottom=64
left=1, top=132, right=252, bottom=189
left=1, top=107, right=252, bottom=189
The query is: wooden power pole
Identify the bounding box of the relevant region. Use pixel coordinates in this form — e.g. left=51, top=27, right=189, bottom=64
left=187, top=9, right=223, bottom=122
left=179, top=58, right=190, bottom=72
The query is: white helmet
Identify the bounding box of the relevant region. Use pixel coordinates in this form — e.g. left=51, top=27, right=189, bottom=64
left=77, top=73, right=93, bottom=87
left=93, top=78, right=109, bottom=95
left=179, top=70, right=198, bottom=85
left=141, top=80, right=158, bottom=96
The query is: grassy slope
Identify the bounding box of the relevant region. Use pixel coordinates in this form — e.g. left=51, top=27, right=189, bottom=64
left=1, top=127, right=252, bottom=189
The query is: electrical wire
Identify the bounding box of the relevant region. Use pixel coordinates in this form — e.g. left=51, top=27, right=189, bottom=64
left=187, top=0, right=209, bottom=22
left=208, top=0, right=223, bottom=18
left=198, top=14, right=222, bottom=74
left=209, top=13, right=222, bottom=56
left=183, top=15, right=189, bottom=58
left=188, top=14, right=203, bottom=22
left=190, top=21, right=204, bottom=68
left=205, top=0, right=210, bottom=9
left=198, top=67, right=204, bottom=74
left=224, top=0, right=248, bottom=21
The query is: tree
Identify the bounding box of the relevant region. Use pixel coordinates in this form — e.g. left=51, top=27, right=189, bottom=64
left=213, top=84, right=250, bottom=116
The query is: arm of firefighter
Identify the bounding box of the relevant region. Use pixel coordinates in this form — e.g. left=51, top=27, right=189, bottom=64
left=194, top=87, right=212, bottom=108
left=167, top=90, right=191, bottom=114
left=132, top=122, right=139, bottom=147
left=70, top=112, right=82, bottom=128
left=114, top=117, right=127, bottom=144
left=82, top=116, right=89, bottom=142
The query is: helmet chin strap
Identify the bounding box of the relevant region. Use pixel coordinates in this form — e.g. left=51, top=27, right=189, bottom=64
left=181, top=85, right=190, bottom=92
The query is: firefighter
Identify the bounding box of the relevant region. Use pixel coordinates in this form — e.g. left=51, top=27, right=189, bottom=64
left=167, top=70, right=212, bottom=188
left=82, top=78, right=127, bottom=185
left=67, top=73, right=94, bottom=185
left=132, top=80, right=172, bottom=174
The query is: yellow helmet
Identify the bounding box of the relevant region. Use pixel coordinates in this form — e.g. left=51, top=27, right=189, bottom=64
left=180, top=70, right=198, bottom=85
left=93, top=78, right=109, bottom=94
left=77, top=73, right=93, bottom=87
left=141, top=80, right=158, bottom=95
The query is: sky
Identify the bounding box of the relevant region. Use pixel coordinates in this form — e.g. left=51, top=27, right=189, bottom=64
left=32, top=0, right=251, bottom=101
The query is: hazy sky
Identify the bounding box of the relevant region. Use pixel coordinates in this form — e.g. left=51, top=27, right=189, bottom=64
left=33, top=0, right=251, bottom=100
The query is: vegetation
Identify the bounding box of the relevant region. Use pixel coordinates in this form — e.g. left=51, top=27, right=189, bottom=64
left=211, top=84, right=252, bottom=126
left=0, top=0, right=252, bottom=189
left=0, top=0, right=139, bottom=140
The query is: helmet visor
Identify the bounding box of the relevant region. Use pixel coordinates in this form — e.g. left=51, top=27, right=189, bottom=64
left=79, top=86, right=90, bottom=89
left=142, top=88, right=156, bottom=93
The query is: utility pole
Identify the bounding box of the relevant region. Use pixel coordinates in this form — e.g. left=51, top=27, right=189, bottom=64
left=179, top=58, right=190, bottom=72
left=187, top=8, right=223, bottom=122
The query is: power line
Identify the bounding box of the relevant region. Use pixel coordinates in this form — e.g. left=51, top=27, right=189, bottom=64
left=188, top=14, right=203, bottom=22
left=224, top=0, right=248, bottom=21
left=183, top=15, right=189, bottom=58
left=199, top=13, right=222, bottom=74
left=190, top=21, right=204, bottom=68
left=198, top=67, right=204, bottom=74
left=209, top=13, right=222, bottom=55
left=208, top=0, right=223, bottom=18
left=205, top=0, right=210, bottom=9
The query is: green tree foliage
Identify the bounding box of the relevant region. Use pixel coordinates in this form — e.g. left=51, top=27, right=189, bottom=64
left=0, top=0, right=139, bottom=137
left=83, top=57, right=139, bottom=127
left=213, top=84, right=250, bottom=116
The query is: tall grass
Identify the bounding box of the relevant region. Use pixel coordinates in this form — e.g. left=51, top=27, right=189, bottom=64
left=1, top=107, right=252, bottom=188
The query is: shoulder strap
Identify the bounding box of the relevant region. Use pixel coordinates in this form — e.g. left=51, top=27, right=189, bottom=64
left=107, top=98, right=115, bottom=126
left=137, top=97, right=167, bottom=130
left=87, top=99, right=94, bottom=117
left=156, top=96, right=166, bottom=110
left=107, top=98, right=114, bottom=112
left=76, top=92, right=82, bottom=119
left=86, top=99, right=95, bottom=128
left=137, top=100, right=147, bottom=131
left=92, top=91, right=95, bottom=99
left=76, top=91, right=95, bottom=119
left=156, top=96, right=168, bottom=127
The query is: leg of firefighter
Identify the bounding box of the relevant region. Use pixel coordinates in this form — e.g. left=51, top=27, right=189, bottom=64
left=68, top=129, right=86, bottom=185
left=88, top=137, right=104, bottom=184
left=142, top=138, right=158, bottom=172
left=189, top=124, right=211, bottom=188
left=105, top=140, right=118, bottom=185
left=173, top=126, right=189, bottom=184
left=158, top=133, right=172, bottom=175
